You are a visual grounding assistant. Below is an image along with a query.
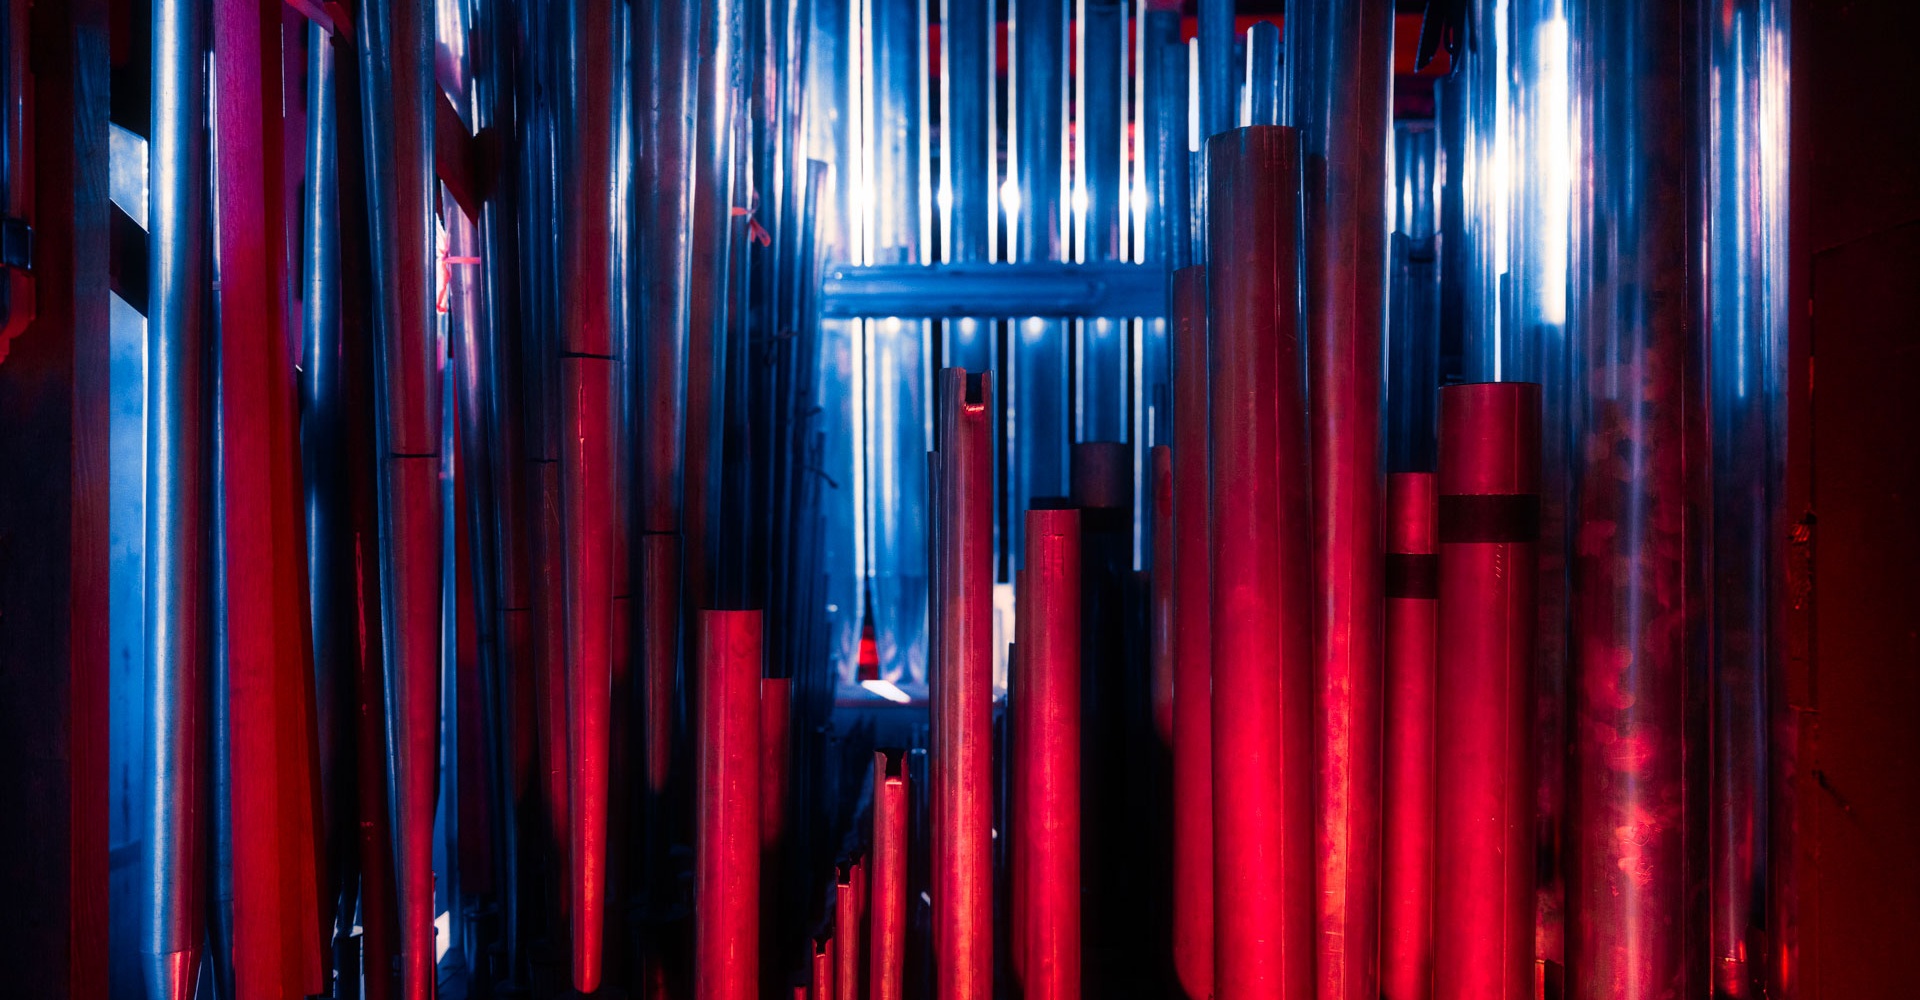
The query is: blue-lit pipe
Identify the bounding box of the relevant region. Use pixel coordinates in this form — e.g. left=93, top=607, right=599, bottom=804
left=1009, top=0, right=1069, bottom=573
left=1566, top=0, right=1710, bottom=993
left=1075, top=0, right=1126, bottom=446
left=1199, top=0, right=1234, bottom=140
left=1385, top=122, right=1441, bottom=474
left=143, top=0, right=211, bottom=994
left=298, top=18, right=360, bottom=994
left=1705, top=1, right=1787, bottom=995
left=867, top=0, right=931, bottom=687
left=1242, top=20, right=1282, bottom=128
left=940, top=0, right=993, bottom=373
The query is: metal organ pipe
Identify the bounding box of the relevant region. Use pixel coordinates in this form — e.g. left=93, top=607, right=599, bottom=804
left=872, top=748, right=910, bottom=1000
left=1020, top=508, right=1084, bottom=1000
left=940, top=0, right=993, bottom=373
left=143, top=0, right=210, bottom=993
left=1206, top=125, right=1315, bottom=1000
left=696, top=610, right=764, bottom=1000
left=1381, top=473, right=1438, bottom=1000
left=1567, top=0, right=1710, bottom=994
left=932, top=367, right=994, bottom=1000
left=1434, top=383, right=1541, bottom=1000
left=1074, top=0, right=1126, bottom=445
left=1170, top=266, right=1213, bottom=1000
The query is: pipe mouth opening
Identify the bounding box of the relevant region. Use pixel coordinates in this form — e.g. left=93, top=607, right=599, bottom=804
left=879, top=746, right=907, bottom=778
left=963, top=370, right=987, bottom=407
left=836, top=859, right=856, bottom=884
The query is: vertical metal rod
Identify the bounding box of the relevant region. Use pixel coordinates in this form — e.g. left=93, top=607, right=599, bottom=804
left=1136, top=2, right=1186, bottom=561
left=1149, top=447, right=1174, bottom=746
left=212, top=0, right=326, bottom=992
left=932, top=367, right=994, bottom=1000
left=638, top=530, right=682, bottom=882
left=812, top=934, right=836, bottom=1000
left=1168, top=265, right=1212, bottom=1000
left=532, top=461, right=572, bottom=920
left=1020, top=507, right=1083, bottom=1000
left=871, top=748, right=910, bottom=1000
left=1381, top=472, right=1438, bottom=1000
left=143, top=0, right=210, bottom=993
left=695, top=609, right=764, bottom=1000
left=1434, top=383, right=1540, bottom=1000
left=352, top=0, right=440, bottom=993
left=1206, top=125, right=1314, bottom=1000
left=1567, top=0, right=1709, bottom=993
left=1288, top=4, right=1394, bottom=997
left=1704, top=1, right=1787, bottom=995
left=1010, top=578, right=1030, bottom=992
left=761, top=677, right=793, bottom=852
left=1385, top=123, right=1441, bottom=474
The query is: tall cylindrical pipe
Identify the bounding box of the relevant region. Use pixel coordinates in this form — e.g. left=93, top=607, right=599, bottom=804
left=1169, top=265, right=1212, bottom=1000
left=144, top=0, right=211, bottom=993
left=1287, top=3, right=1395, bottom=997
left=932, top=367, right=994, bottom=1000
left=940, top=0, right=993, bottom=372
left=1704, top=1, right=1787, bottom=995
left=1206, top=125, right=1315, bottom=1000
left=1242, top=21, right=1282, bottom=127
left=812, top=935, right=836, bottom=1000
left=559, top=0, right=623, bottom=985
left=1567, top=0, right=1709, bottom=994
left=696, top=610, right=763, bottom=1000
left=1433, top=384, right=1540, bottom=1000
left=1074, top=0, right=1126, bottom=445
left=1020, top=507, right=1083, bottom=1000
left=353, top=0, right=441, bottom=993
left=836, top=861, right=863, bottom=1000
left=872, top=748, right=909, bottom=1000
left=1381, top=473, right=1438, bottom=1000
left=1198, top=0, right=1234, bottom=140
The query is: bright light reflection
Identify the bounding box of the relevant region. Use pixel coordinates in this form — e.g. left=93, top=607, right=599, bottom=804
left=861, top=678, right=913, bottom=704
left=1001, top=180, right=1022, bottom=217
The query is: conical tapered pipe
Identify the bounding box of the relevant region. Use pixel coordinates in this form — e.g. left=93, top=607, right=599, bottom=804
left=871, top=748, right=909, bottom=1000
left=531, top=460, right=572, bottom=920
left=695, top=610, right=763, bottom=1000
left=1435, top=384, right=1540, bottom=1000
left=1381, top=473, right=1437, bottom=1000
left=212, top=0, right=326, bottom=993
left=1150, top=448, right=1175, bottom=747
left=559, top=0, right=622, bottom=985
left=1019, top=508, right=1083, bottom=1000
left=1206, top=125, right=1315, bottom=1000
left=932, top=367, right=994, bottom=1000
left=1287, top=3, right=1395, bottom=996
left=353, top=0, right=440, bottom=994
left=144, top=0, right=211, bottom=993
left=1169, top=265, right=1212, bottom=1000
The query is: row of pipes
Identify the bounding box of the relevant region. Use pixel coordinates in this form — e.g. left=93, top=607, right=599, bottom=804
left=121, top=0, right=1787, bottom=996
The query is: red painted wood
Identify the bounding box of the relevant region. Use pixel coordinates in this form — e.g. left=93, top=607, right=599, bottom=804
left=1021, top=508, right=1083, bottom=1000
left=1434, top=383, right=1539, bottom=1000
left=932, top=368, right=995, bottom=1000
left=1381, top=473, right=1437, bottom=1000
left=1169, top=265, right=1213, bottom=1000
left=1206, top=125, right=1315, bottom=1000
left=695, top=610, right=762, bottom=1000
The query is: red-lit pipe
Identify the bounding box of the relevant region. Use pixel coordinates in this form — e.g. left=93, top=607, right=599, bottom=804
left=1434, top=383, right=1540, bottom=1000
left=559, top=0, right=620, bottom=986
left=1169, top=265, right=1213, bottom=1000
left=811, top=936, right=835, bottom=1000
left=836, top=862, right=862, bottom=1000
left=639, top=530, right=681, bottom=919
left=1021, top=508, right=1083, bottom=1000
left=761, top=677, right=792, bottom=850
left=1151, top=447, right=1175, bottom=747
left=1381, top=472, right=1437, bottom=1000
left=212, top=0, right=327, bottom=993
left=872, top=748, right=909, bottom=1000
left=695, top=610, right=762, bottom=1000
left=531, top=460, right=571, bottom=920
left=1205, top=125, right=1315, bottom=1000
left=1009, top=572, right=1030, bottom=991
left=932, top=367, right=994, bottom=1000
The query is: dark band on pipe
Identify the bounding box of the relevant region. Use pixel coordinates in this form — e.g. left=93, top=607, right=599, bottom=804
left=1383, top=554, right=1439, bottom=600
left=1437, top=495, right=1541, bottom=544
